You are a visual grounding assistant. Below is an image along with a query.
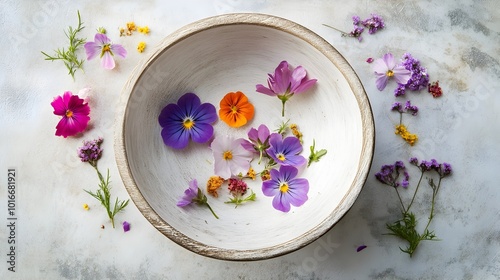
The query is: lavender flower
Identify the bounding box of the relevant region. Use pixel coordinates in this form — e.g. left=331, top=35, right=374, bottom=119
left=373, top=53, right=411, bottom=91
left=411, top=157, right=452, bottom=178
left=177, top=179, right=219, bottom=219
left=361, top=13, right=385, bottom=34
left=404, top=100, right=419, bottom=116
left=374, top=161, right=408, bottom=188
left=391, top=102, right=403, bottom=112
left=394, top=53, right=429, bottom=96
left=78, top=138, right=103, bottom=167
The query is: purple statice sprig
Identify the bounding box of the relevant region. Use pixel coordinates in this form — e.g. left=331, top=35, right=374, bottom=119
left=323, top=13, right=385, bottom=42
left=79, top=138, right=129, bottom=228
left=394, top=53, right=430, bottom=97
left=391, top=100, right=419, bottom=119
left=376, top=157, right=452, bottom=257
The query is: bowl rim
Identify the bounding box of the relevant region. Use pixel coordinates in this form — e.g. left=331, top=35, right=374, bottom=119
left=115, top=12, right=375, bottom=261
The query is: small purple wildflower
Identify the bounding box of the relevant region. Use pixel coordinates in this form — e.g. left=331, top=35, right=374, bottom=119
left=391, top=102, right=403, bottom=112
left=412, top=157, right=452, bottom=178
left=394, top=53, right=429, bottom=96
left=122, top=221, right=131, bottom=232
left=374, top=161, right=408, bottom=188
left=266, top=133, right=307, bottom=167
left=361, top=13, right=385, bottom=34
left=78, top=138, right=104, bottom=167
left=441, top=163, right=453, bottom=177
left=357, top=245, right=368, bottom=252
left=241, top=124, right=271, bottom=164
left=352, top=15, right=361, bottom=25
left=373, top=53, right=411, bottom=91
left=177, top=179, right=219, bottom=219
left=404, top=100, right=419, bottom=116
left=409, top=157, right=419, bottom=165
left=394, top=84, right=406, bottom=97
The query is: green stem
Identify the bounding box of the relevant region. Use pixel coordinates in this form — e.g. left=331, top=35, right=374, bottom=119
left=281, top=99, right=286, bottom=117
left=422, top=177, right=442, bottom=234
left=394, top=187, right=406, bottom=213
left=206, top=203, right=219, bottom=219
left=406, top=171, right=424, bottom=213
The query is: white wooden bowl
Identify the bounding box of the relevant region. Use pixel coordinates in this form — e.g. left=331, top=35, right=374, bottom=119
left=115, top=13, right=374, bottom=261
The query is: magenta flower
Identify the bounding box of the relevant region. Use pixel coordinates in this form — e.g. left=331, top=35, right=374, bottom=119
left=158, top=93, right=217, bottom=149
left=51, top=91, right=90, bottom=138
left=241, top=124, right=271, bottom=164
left=177, top=179, right=219, bottom=219
left=372, top=53, right=411, bottom=91
left=84, top=33, right=127, bottom=70
left=256, top=61, right=317, bottom=116
left=262, top=165, right=309, bottom=212
left=266, top=133, right=307, bottom=167
left=211, top=136, right=254, bottom=179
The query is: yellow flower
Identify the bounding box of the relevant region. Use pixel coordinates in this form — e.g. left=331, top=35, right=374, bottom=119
left=127, top=22, right=136, bottom=32
left=395, top=124, right=418, bottom=146
left=247, top=167, right=256, bottom=180
left=138, top=26, right=150, bottom=34
left=290, top=123, right=303, bottom=143
left=137, top=41, right=146, bottom=53
left=83, top=203, right=89, bottom=210
left=206, top=176, right=224, bottom=197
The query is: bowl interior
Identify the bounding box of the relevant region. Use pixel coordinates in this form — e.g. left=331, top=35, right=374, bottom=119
left=117, top=14, right=373, bottom=260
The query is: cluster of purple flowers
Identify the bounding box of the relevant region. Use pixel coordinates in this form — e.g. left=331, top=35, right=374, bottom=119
left=394, top=53, right=430, bottom=96
left=349, top=14, right=385, bottom=42
left=391, top=100, right=419, bottom=116
left=374, top=160, right=410, bottom=188
left=77, top=137, right=103, bottom=166
left=410, top=157, right=452, bottom=178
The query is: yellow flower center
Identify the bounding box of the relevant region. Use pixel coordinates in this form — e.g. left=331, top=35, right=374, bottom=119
left=183, top=118, right=194, bottom=129
left=103, top=44, right=111, bottom=52
left=279, top=183, right=289, bottom=193
left=223, top=151, right=233, bottom=160
left=277, top=154, right=286, bottom=161
left=65, top=110, right=73, bottom=118
left=386, top=70, right=394, bottom=77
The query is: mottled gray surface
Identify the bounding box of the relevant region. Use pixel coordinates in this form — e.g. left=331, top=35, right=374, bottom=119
left=1, top=0, right=499, bottom=279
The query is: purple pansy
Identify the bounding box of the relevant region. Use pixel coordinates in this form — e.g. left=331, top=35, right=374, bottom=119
left=256, top=61, right=317, bottom=116
left=373, top=53, right=411, bottom=91
left=266, top=133, right=307, bottom=167
left=84, top=33, right=127, bottom=70
left=262, top=165, right=309, bottom=212
left=158, top=93, right=217, bottom=149
left=241, top=124, right=271, bottom=164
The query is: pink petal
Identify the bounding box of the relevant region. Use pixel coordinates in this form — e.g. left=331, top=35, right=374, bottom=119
left=293, top=79, right=317, bottom=94
left=51, top=95, right=66, bottom=116
left=372, top=58, right=388, bottom=74
left=383, top=53, right=395, bottom=69
left=111, top=44, right=127, bottom=58
left=392, top=66, right=412, bottom=85
left=94, top=33, right=111, bottom=45
left=101, top=52, right=115, bottom=69
left=290, top=66, right=307, bottom=91
left=84, top=41, right=101, bottom=60
left=274, top=61, right=291, bottom=93
left=375, top=74, right=388, bottom=91
left=256, top=84, right=277, bottom=96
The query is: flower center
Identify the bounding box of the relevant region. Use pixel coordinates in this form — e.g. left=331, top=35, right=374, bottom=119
left=223, top=151, right=233, bottom=160
left=183, top=118, right=194, bottom=129
left=65, top=109, right=73, bottom=118
left=103, top=44, right=111, bottom=52
left=231, top=106, right=238, bottom=113
left=277, top=154, right=286, bottom=161
left=386, top=70, right=394, bottom=77
left=279, top=183, right=289, bottom=193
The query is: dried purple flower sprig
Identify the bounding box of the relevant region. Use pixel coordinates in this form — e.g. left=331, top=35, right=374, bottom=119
left=79, top=138, right=129, bottom=228
left=394, top=53, right=429, bottom=97
left=323, top=13, right=385, bottom=42
left=375, top=157, right=452, bottom=257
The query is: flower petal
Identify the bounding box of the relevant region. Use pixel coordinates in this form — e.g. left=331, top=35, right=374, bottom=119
left=274, top=61, right=291, bottom=94
left=192, top=102, right=217, bottom=123
left=372, top=58, right=388, bottom=74
left=272, top=193, right=291, bottom=212
left=383, top=53, right=395, bottom=69
left=51, top=94, right=67, bottom=116
left=293, top=78, right=317, bottom=94
left=94, top=33, right=111, bottom=45
left=111, top=44, right=127, bottom=58
left=257, top=124, right=270, bottom=143
left=262, top=179, right=279, bottom=196
left=392, top=66, right=412, bottom=85
left=161, top=122, right=190, bottom=149
left=101, top=52, right=115, bottom=69
left=84, top=42, right=101, bottom=60
left=375, top=74, right=388, bottom=91
left=290, top=66, right=307, bottom=91
left=190, top=122, right=214, bottom=143
left=256, top=84, right=276, bottom=96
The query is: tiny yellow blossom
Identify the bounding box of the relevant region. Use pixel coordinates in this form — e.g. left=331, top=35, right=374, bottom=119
left=206, top=176, right=224, bottom=197
left=83, top=203, right=89, bottom=210
left=247, top=167, right=256, bottom=180
left=119, top=27, right=126, bottom=36
left=395, top=124, right=418, bottom=146
left=126, top=22, right=137, bottom=32
left=290, top=123, right=303, bottom=143
left=138, top=26, right=150, bottom=34
left=137, top=41, right=146, bottom=53
left=261, top=169, right=271, bottom=181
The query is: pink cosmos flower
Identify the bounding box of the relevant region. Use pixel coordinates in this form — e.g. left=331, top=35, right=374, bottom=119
left=84, top=33, right=127, bottom=70
left=51, top=91, right=90, bottom=138
left=256, top=61, right=317, bottom=116
left=372, top=53, right=411, bottom=91
left=211, top=136, right=254, bottom=179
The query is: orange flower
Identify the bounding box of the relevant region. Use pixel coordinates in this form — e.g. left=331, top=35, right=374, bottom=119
left=219, top=91, right=254, bottom=128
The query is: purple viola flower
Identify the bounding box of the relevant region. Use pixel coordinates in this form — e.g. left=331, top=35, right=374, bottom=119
left=256, top=61, right=317, bottom=116
left=262, top=165, right=309, bottom=212
left=373, top=53, right=411, bottom=91
left=158, top=93, right=217, bottom=149
left=241, top=124, right=271, bottom=164
left=84, top=33, right=127, bottom=70
left=361, top=13, right=385, bottom=34
left=266, top=133, right=307, bottom=167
